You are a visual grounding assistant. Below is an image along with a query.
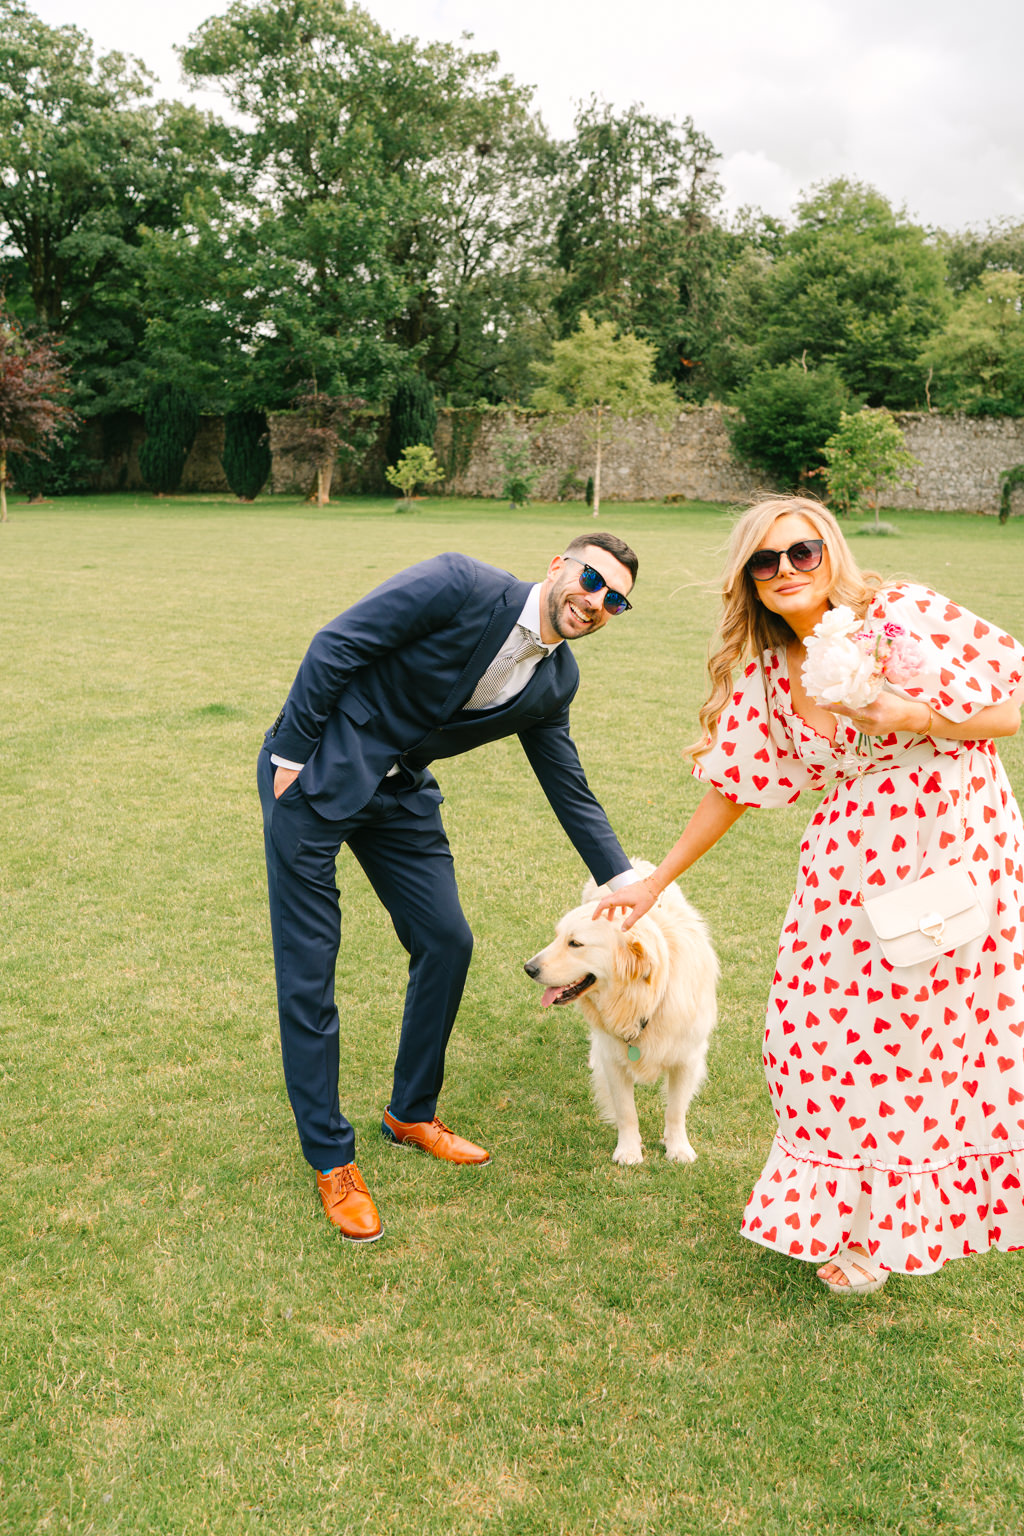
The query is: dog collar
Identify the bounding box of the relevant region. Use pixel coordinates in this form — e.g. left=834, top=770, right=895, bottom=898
left=627, top=1018, right=649, bottom=1062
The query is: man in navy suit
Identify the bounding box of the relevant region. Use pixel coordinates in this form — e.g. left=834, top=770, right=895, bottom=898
left=258, top=531, right=639, bottom=1240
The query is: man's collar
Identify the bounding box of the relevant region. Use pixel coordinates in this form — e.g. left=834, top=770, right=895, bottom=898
left=520, top=584, right=561, bottom=650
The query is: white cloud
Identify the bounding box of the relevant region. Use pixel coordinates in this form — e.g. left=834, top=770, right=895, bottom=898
left=28, top=0, right=1024, bottom=230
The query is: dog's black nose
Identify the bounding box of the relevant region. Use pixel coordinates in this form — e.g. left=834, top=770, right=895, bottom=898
left=524, top=960, right=540, bottom=978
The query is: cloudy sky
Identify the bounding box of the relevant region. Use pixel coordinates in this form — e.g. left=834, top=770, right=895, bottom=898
left=31, top=0, right=1024, bottom=232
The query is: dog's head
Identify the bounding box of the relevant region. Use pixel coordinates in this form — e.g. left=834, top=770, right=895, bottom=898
left=523, top=901, right=668, bottom=1041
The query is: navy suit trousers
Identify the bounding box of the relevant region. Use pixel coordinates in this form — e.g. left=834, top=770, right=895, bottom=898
left=257, top=749, right=474, bottom=1169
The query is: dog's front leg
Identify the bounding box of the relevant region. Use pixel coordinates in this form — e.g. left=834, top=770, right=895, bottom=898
left=662, top=1058, right=705, bottom=1164
left=599, top=1052, right=644, bottom=1165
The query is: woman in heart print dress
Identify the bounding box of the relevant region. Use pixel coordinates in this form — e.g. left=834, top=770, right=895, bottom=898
left=595, top=496, right=1024, bottom=1295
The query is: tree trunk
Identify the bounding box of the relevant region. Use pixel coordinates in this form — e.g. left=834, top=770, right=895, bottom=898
left=315, top=457, right=334, bottom=507
left=592, top=406, right=602, bottom=518
left=0, top=451, right=7, bottom=523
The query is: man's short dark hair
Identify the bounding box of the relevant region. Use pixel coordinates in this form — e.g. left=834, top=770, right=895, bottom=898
left=564, top=531, right=638, bottom=585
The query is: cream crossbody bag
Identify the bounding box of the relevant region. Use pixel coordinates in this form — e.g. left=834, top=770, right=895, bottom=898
left=859, top=754, right=989, bottom=967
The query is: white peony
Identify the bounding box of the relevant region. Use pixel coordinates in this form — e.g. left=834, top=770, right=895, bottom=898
left=811, top=604, right=860, bottom=642
left=802, top=636, right=882, bottom=707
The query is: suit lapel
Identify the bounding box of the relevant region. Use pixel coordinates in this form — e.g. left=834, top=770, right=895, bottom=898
left=439, top=578, right=533, bottom=720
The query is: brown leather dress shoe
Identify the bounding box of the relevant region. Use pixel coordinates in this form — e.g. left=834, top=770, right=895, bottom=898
left=315, top=1163, right=383, bottom=1242
left=381, top=1108, right=491, bottom=1165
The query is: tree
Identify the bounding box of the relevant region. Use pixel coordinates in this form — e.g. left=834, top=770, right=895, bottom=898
left=138, top=383, right=199, bottom=496
left=292, top=388, right=371, bottom=506
left=727, top=361, right=852, bottom=489
left=0, top=1, right=224, bottom=413
left=722, top=180, right=949, bottom=408
left=918, top=271, right=1024, bottom=415
left=495, top=421, right=540, bottom=507
left=554, top=100, right=727, bottom=395
left=178, top=0, right=548, bottom=410
left=822, top=408, right=918, bottom=523
left=386, top=376, right=438, bottom=468
left=531, top=312, right=677, bottom=516
left=222, top=409, right=272, bottom=501
left=0, top=299, right=75, bottom=521
left=385, top=444, right=444, bottom=501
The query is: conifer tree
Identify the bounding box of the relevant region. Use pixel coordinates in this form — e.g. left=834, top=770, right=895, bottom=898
left=138, top=383, right=199, bottom=495
left=221, top=409, right=271, bottom=500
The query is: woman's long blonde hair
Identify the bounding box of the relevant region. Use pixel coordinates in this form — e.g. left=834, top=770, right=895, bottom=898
left=687, top=496, right=882, bottom=761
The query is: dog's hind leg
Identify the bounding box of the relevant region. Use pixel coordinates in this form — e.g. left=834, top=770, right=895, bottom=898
left=662, top=1050, right=708, bottom=1164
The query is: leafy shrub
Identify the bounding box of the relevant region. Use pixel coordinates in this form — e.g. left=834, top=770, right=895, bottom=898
left=497, top=425, right=540, bottom=507
left=11, top=427, right=96, bottom=498
left=728, top=362, right=852, bottom=488
left=556, top=466, right=585, bottom=500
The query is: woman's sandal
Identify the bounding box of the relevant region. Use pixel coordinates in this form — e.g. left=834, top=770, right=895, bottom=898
left=818, top=1248, right=889, bottom=1296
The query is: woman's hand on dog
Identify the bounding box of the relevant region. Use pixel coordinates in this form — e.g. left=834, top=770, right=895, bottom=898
left=592, top=879, right=657, bottom=932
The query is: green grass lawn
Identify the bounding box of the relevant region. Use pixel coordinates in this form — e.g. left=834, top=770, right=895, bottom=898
left=3, top=491, right=1024, bottom=1536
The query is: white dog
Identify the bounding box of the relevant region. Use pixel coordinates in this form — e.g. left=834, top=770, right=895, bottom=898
left=524, top=863, right=718, bottom=1165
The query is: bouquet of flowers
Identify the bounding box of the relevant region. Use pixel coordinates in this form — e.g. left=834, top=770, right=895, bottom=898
left=802, top=605, right=926, bottom=752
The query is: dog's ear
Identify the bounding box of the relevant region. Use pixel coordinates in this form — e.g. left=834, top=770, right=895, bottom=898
left=615, top=935, right=651, bottom=984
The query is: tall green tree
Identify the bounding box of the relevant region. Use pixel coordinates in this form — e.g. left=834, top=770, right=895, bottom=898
left=176, top=0, right=549, bottom=410
left=919, top=271, right=1024, bottom=415
left=723, top=180, right=949, bottom=408
left=0, top=0, right=224, bottom=413
left=554, top=100, right=727, bottom=395
left=531, top=312, right=677, bottom=516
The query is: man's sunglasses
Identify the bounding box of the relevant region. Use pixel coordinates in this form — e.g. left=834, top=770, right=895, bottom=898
left=746, top=539, right=825, bottom=582
left=562, top=556, right=632, bottom=614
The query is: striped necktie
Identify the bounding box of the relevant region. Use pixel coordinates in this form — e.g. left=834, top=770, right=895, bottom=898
left=464, top=625, right=547, bottom=709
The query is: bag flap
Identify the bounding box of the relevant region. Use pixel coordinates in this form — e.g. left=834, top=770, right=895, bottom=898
left=863, top=865, right=980, bottom=941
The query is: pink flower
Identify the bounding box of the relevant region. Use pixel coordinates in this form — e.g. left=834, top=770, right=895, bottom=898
left=884, top=634, right=926, bottom=686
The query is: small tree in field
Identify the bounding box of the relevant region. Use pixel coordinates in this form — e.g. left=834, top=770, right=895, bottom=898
left=823, top=408, right=918, bottom=526
left=385, top=444, right=444, bottom=501
left=294, top=388, right=370, bottom=506
left=531, top=312, right=677, bottom=516
left=0, top=302, right=76, bottom=523
left=496, top=420, right=540, bottom=508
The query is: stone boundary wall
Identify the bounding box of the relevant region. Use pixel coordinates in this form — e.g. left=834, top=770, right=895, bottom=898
left=436, top=406, right=1024, bottom=516
left=434, top=405, right=764, bottom=506
left=889, top=413, right=1024, bottom=515
left=79, top=405, right=1024, bottom=515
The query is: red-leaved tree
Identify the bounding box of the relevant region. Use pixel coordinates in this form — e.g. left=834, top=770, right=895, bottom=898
left=0, top=300, right=76, bottom=522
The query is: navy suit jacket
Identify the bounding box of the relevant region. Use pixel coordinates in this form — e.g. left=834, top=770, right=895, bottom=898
left=266, top=552, right=629, bottom=885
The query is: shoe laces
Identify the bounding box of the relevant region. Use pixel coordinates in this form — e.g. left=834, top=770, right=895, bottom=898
left=325, top=1164, right=359, bottom=1195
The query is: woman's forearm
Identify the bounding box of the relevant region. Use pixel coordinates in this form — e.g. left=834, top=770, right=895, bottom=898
left=911, top=679, right=1024, bottom=741
left=645, top=787, right=747, bottom=894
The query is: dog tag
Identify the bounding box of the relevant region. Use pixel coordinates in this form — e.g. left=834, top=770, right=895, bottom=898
left=627, top=1045, right=641, bottom=1062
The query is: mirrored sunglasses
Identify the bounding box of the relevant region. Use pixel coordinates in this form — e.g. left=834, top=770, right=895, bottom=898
left=562, top=556, right=632, bottom=614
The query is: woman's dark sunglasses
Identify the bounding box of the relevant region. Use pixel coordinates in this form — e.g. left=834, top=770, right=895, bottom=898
left=746, top=539, right=825, bottom=582
left=562, top=556, right=632, bottom=614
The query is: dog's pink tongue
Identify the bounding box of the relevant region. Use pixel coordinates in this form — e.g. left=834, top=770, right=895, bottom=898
left=540, top=986, right=563, bottom=1008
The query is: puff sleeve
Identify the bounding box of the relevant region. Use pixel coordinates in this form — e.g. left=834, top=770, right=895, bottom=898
left=692, top=656, right=819, bottom=808
left=869, top=584, right=1024, bottom=722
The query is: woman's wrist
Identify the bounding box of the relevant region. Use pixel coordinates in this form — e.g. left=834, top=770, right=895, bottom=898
left=915, top=701, right=934, bottom=734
